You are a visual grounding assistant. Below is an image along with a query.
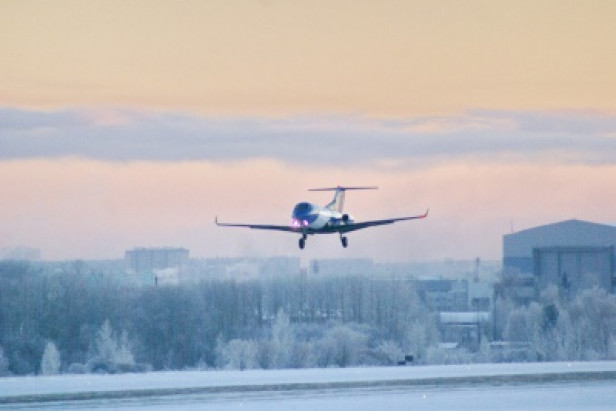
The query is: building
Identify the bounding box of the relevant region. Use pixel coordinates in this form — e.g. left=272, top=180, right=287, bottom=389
left=502, top=219, right=616, bottom=303
left=0, top=246, right=41, bottom=261
left=309, top=258, right=374, bottom=276
left=439, top=311, right=491, bottom=351
left=416, top=279, right=469, bottom=312
left=468, top=279, right=493, bottom=311
left=125, top=247, right=189, bottom=274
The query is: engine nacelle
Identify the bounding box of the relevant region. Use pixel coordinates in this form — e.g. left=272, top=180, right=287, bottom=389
left=341, top=214, right=355, bottom=224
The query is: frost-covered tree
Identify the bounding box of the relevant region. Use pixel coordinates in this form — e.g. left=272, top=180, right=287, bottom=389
left=317, top=323, right=368, bottom=367
left=403, top=317, right=439, bottom=364
left=269, top=309, right=293, bottom=368
left=374, top=340, right=404, bottom=365
left=501, top=286, right=616, bottom=362
left=115, top=330, right=135, bottom=367
left=95, top=320, right=117, bottom=363
left=568, top=287, right=616, bottom=360
left=504, top=304, right=535, bottom=343
left=0, top=346, right=9, bottom=376
left=222, top=339, right=258, bottom=370
left=40, top=341, right=61, bottom=375
left=289, top=340, right=316, bottom=368
left=608, top=336, right=616, bottom=360
left=492, top=297, right=515, bottom=341
left=214, top=334, right=226, bottom=369
left=90, top=320, right=135, bottom=372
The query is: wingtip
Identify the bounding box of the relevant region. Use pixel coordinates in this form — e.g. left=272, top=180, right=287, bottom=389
left=423, top=208, right=430, bottom=218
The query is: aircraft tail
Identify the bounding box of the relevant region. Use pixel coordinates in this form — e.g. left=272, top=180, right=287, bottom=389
left=309, top=186, right=378, bottom=213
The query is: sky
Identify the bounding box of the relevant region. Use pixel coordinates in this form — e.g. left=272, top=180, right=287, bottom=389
left=1, top=0, right=615, bottom=262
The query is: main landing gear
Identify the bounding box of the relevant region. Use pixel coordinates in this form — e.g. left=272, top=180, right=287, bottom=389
left=298, top=234, right=349, bottom=249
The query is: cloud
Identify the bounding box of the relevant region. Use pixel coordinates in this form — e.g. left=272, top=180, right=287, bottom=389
left=1, top=107, right=615, bottom=166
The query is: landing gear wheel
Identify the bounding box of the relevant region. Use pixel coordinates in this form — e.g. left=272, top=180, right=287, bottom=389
left=299, top=238, right=306, bottom=249
left=341, top=236, right=348, bottom=248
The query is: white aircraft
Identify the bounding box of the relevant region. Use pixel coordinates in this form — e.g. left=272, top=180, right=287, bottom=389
left=216, top=186, right=428, bottom=250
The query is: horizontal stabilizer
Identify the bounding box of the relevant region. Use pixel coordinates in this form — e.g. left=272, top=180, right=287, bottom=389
left=309, top=186, right=377, bottom=212
left=309, top=186, right=378, bottom=192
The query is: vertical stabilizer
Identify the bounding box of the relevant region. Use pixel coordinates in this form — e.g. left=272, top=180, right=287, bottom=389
left=326, top=188, right=346, bottom=212
left=308, top=186, right=378, bottom=213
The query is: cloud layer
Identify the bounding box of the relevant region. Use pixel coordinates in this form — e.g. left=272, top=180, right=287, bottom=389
left=1, top=107, right=615, bottom=166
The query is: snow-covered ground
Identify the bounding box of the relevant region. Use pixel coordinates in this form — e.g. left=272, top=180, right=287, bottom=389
left=1, top=362, right=616, bottom=410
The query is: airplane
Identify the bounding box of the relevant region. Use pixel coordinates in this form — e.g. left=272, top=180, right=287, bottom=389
left=216, top=186, right=428, bottom=250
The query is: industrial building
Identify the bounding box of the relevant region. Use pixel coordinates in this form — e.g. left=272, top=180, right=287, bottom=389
left=309, top=258, right=374, bottom=276
left=502, top=219, right=616, bottom=303
left=125, top=247, right=189, bottom=274
left=439, top=311, right=491, bottom=351
left=416, top=279, right=469, bottom=311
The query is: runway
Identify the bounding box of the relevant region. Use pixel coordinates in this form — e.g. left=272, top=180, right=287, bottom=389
left=2, top=362, right=615, bottom=410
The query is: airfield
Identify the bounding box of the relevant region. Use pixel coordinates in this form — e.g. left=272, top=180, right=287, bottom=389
left=1, top=361, right=615, bottom=410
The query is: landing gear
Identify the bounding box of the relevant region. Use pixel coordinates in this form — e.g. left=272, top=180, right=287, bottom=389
left=299, top=234, right=348, bottom=249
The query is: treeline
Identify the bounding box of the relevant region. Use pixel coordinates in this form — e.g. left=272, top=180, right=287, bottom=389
left=2, top=261, right=616, bottom=376
left=0, top=261, right=438, bottom=375
left=494, top=286, right=616, bottom=362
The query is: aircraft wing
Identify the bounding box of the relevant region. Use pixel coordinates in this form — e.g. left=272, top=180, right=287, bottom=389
left=216, top=210, right=428, bottom=235
left=215, top=217, right=299, bottom=233
left=336, top=210, right=429, bottom=234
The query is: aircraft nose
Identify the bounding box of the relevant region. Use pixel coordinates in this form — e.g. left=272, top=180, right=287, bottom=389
left=292, top=202, right=318, bottom=227
left=292, top=202, right=313, bottom=219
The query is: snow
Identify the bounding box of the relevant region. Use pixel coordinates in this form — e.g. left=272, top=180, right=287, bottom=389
left=1, top=362, right=616, bottom=410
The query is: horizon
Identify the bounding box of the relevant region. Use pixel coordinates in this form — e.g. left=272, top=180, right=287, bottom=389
left=2, top=245, right=505, bottom=268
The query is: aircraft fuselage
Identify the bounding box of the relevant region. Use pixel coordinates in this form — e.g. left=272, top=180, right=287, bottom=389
left=291, top=202, right=355, bottom=231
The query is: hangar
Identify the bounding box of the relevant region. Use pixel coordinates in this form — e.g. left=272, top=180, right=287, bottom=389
left=502, top=219, right=616, bottom=303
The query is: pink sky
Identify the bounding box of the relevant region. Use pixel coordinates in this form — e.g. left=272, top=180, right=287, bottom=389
left=1, top=158, right=613, bottom=261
